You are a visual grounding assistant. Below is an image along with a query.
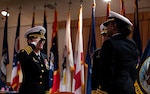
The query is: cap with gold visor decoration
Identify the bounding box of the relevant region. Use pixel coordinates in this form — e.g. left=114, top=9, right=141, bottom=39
left=24, top=26, right=46, bottom=39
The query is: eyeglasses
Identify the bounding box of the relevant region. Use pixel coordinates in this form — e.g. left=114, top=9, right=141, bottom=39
left=39, top=39, right=46, bottom=44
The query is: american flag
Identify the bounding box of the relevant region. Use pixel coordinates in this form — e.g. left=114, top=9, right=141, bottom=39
left=10, top=11, right=21, bottom=91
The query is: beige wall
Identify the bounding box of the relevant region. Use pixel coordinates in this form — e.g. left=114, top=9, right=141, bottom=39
left=0, top=11, right=150, bottom=83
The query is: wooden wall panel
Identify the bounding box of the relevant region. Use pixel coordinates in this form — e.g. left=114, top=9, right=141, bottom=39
left=58, top=11, right=150, bottom=56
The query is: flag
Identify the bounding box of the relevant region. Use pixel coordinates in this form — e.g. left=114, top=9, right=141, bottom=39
left=135, top=39, right=150, bottom=94
left=120, top=0, right=126, bottom=16
left=10, top=11, right=21, bottom=91
left=106, top=1, right=110, bottom=19
left=85, top=2, right=96, bottom=94
left=49, top=9, right=60, bottom=94
left=133, top=0, right=142, bottom=57
left=59, top=10, right=74, bottom=92
left=42, top=8, right=48, bottom=55
left=72, top=5, right=85, bottom=94
left=140, top=39, right=150, bottom=68
left=31, top=6, right=35, bottom=27
left=0, top=13, right=9, bottom=88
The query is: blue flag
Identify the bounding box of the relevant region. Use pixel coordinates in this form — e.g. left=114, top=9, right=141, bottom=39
left=133, top=0, right=142, bottom=57
left=140, top=39, right=150, bottom=64
left=0, top=15, right=9, bottom=88
left=135, top=39, right=150, bottom=94
left=42, top=9, right=48, bottom=55
left=86, top=3, right=96, bottom=94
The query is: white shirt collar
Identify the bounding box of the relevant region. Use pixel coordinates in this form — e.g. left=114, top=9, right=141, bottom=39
left=34, top=51, right=41, bottom=56
left=112, top=33, right=121, bottom=37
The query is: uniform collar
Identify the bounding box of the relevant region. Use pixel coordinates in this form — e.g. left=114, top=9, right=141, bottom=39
left=112, top=33, right=121, bottom=37
left=34, top=51, right=41, bottom=56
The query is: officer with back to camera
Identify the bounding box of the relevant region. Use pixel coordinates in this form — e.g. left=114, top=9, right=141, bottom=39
left=97, top=11, right=139, bottom=94
left=92, top=23, right=108, bottom=93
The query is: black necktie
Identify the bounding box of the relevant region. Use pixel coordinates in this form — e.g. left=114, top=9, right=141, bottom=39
left=37, top=55, right=41, bottom=60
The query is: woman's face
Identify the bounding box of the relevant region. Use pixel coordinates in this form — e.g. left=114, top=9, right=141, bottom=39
left=106, top=22, right=117, bottom=37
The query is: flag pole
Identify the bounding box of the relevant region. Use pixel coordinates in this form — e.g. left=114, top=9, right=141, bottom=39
left=31, top=6, right=35, bottom=27
left=120, top=0, right=125, bottom=16
left=106, top=1, right=110, bottom=19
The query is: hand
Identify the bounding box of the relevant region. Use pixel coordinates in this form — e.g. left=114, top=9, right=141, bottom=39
left=32, top=37, right=41, bottom=43
left=30, top=37, right=41, bottom=46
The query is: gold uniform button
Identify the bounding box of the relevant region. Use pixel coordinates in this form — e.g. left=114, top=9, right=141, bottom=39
left=40, top=82, right=42, bottom=84
left=41, top=64, right=43, bottom=67
left=40, top=75, right=42, bottom=78
left=21, top=49, right=25, bottom=52
left=41, top=70, right=44, bottom=73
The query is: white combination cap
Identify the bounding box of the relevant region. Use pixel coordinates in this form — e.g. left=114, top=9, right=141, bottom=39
left=24, top=26, right=46, bottom=39
left=100, top=23, right=107, bottom=35
left=103, top=11, right=133, bottom=26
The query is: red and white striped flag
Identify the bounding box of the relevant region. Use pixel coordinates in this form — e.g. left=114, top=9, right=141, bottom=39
left=10, top=11, right=21, bottom=91
left=59, top=10, right=74, bottom=93
left=72, top=5, right=85, bottom=94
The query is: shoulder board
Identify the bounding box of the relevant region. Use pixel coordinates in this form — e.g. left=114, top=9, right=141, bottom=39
left=23, top=46, right=33, bottom=55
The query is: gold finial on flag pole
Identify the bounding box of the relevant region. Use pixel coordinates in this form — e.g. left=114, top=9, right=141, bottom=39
left=80, top=0, right=83, bottom=5
left=54, top=0, right=57, bottom=9
left=19, top=6, right=22, bottom=13
left=68, top=0, right=72, bottom=10
left=104, top=0, right=111, bottom=19
left=93, top=0, right=96, bottom=7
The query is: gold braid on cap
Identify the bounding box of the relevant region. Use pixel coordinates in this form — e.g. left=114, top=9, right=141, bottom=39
left=101, top=30, right=107, bottom=35
left=28, top=34, right=46, bottom=39
left=28, top=29, right=46, bottom=39
left=105, top=18, right=115, bottom=23
left=39, top=29, right=44, bottom=35
left=28, top=34, right=43, bottom=38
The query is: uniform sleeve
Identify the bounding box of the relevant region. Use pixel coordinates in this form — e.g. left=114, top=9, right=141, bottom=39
left=99, top=40, right=116, bottom=83
left=92, top=49, right=101, bottom=90
left=17, top=44, right=35, bottom=63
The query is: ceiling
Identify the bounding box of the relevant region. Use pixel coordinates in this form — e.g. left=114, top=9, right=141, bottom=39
left=0, top=0, right=150, bottom=28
